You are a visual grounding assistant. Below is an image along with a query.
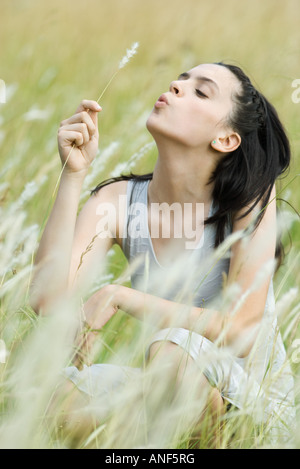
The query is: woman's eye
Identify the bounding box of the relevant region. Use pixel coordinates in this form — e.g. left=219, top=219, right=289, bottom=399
left=195, top=89, right=208, bottom=99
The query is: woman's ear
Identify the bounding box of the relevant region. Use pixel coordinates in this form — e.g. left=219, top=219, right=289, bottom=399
left=211, top=132, right=241, bottom=153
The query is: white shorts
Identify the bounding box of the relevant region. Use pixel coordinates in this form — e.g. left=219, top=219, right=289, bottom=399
left=63, top=327, right=295, bottom=443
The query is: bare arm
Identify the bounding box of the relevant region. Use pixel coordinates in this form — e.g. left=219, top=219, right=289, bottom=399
left=30, top=100, right=106, bottom=313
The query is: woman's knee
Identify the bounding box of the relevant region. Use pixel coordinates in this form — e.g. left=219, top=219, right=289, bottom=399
left=147, top=340, right=224, bottom=410
left=147, top=340, right=195, bottom=382
left=49, top=376, right=92, bottom=424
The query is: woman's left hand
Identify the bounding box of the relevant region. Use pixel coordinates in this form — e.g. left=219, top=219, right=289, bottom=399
left=83, top=284, right=120, bottom=330
left=73, top=284, right=120, bottom=368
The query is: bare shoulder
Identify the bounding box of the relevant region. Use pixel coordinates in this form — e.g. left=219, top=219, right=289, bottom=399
left=229, top=185, right=277, bottom=287
left=81, top=180, right=128, bottom=218
left=69, top=180, right=129, bottom=288
left=86, top=180, right=129, bottom=246
left=89, top=179, right=128, bottom=204
left=232, top=185, right=277, bottom=233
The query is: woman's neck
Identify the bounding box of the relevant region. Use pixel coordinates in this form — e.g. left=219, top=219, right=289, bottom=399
left=149, top=140, right=217, bottom=206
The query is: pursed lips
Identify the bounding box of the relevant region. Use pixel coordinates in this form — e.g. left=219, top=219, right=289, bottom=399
left=154, top=93, right=169, bottom=108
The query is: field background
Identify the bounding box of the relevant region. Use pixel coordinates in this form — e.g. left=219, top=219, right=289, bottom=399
left=0, top=0, right=299, bottom=449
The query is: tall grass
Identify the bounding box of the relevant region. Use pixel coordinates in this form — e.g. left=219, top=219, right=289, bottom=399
left=0, top=0, right=299, bottom=449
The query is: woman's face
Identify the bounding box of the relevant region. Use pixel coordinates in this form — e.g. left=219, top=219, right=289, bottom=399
left=146, top=63, right=240, bottom=149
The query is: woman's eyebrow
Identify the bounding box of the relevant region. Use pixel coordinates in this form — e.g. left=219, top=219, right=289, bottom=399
left=178, top=72, right=219, bottom=93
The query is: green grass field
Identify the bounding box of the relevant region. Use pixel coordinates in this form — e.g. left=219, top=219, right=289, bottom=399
left=0, top=0, right=299, bottom=449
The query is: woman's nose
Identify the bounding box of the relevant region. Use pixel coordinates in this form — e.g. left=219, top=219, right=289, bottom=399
left=169, top=80, right=183, bottom=96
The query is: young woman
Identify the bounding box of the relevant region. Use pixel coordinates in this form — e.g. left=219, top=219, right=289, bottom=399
left=32, top=62, right=295, bottom=444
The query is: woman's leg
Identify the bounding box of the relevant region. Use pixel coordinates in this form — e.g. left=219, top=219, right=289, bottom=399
left=49, top=340, right=226, bottom=448
left=48, top=377, right=100, bottom=447
left=147, top=341, right=226, bottom=448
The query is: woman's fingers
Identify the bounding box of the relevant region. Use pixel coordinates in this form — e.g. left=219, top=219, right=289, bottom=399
left=59, top=123, right=90, bottom=146
left=75, top=99, right=102, bottom=114
left=57, top=100, right=102, bottom=172
left=75, top=100, right=102, bottom=127
left=58, top=130, right=85, bottom=148
left=60, top=110, right=98, bottom=138
left=59, top=100, right=102, bottom=137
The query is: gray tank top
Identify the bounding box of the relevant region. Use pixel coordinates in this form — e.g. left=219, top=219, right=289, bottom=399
left=122, top=179, right=230, bottom=308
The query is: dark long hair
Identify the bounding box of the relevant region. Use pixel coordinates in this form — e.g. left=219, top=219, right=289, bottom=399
left=92, top=62, right=291, bottom=264
left=206, top=63, right=290, bottom=252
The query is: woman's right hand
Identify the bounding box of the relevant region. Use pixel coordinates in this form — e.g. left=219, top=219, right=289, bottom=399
left=57, top=100, right=102, bottom=176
